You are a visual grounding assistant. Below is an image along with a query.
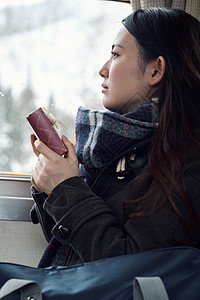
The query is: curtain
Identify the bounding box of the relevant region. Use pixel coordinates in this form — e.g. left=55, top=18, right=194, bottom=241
left=130, top=0, right=200, bottom=20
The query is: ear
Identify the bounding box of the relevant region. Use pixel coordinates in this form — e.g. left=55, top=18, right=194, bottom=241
left=148, top=56, right=166, bottom=86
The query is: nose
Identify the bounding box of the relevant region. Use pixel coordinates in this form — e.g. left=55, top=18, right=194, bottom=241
left=99, top=61, right=109, bottom=78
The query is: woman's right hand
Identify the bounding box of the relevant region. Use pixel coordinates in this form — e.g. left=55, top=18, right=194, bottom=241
left=30, top=134, right=80, bottom=194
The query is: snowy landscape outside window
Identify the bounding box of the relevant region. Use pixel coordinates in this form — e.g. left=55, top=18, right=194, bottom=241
left=0, top=0, right=131, bottom=173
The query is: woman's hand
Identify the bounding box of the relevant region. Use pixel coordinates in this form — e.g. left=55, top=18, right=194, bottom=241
left=30, top=134, right=80, bottom=195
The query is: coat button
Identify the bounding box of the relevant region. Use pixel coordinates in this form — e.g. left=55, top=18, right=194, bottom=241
left=58, top=225, right=70, bottom=239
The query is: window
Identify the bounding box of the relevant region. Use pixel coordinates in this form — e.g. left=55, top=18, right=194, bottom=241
left=0, top=0, right=131, bottom=173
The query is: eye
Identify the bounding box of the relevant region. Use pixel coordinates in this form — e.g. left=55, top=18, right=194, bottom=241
left=111, top=51, right=119, bottom=58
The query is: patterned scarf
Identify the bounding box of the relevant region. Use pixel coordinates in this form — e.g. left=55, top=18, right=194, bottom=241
left=75, top=102, right=158, bottom=186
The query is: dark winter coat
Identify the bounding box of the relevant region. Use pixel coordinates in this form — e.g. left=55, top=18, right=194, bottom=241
left=30, top=103, right=200, bottom=267
left=31, top=136, right=200, bottom=267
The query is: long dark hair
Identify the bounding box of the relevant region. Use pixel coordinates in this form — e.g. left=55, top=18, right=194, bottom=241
left=123, top=8, right=200, bottom=244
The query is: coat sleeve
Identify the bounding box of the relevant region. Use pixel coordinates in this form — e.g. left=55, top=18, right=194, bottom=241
left=43, top=176, right=140, bottom=262
left=30, top=187, right=56, bottom=242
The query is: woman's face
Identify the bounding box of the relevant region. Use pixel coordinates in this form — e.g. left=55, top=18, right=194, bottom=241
left=99, top=26, right=153, bottom=114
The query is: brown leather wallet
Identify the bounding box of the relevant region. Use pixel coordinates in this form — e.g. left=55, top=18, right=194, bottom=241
left=27, top=107, right=68, bottom=156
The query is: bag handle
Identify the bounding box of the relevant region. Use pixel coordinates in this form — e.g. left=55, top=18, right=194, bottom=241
left=133, top=277, right=169, bottom=300
left=1, top=276, right=169, bottom=300
left=0, top=279, right=42, bottom=300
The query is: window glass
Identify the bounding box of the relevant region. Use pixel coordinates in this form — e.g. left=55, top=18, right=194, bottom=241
left=0, top=0, right=131, bottom=173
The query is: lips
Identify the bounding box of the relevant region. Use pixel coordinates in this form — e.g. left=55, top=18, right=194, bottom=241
left=101, top=84, right=108, bottom=93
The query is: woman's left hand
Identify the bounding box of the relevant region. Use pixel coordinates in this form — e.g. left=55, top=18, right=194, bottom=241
left=31, top=135, right=80, bottom=195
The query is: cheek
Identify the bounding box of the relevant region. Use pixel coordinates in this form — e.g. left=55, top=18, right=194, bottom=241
left=118, top=63, right=138, bottom=87
left=110, top=64, right=123, bottom=85
left=110, top=67, right=137, bottom=99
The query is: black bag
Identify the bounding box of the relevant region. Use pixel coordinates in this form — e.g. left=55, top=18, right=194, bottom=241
left=0, top=246, right=200, bottom=300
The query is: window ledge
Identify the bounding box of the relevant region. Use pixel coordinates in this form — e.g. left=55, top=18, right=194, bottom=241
left=0, top=174, right=33, bottom=221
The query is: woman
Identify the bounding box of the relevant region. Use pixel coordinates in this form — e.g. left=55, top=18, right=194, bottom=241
left=30, top=7, right=200, bottom=267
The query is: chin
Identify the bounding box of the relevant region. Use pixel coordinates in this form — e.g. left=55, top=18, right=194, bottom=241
left=103, top=103, right=116, bottom=113
left=102, top=99, right=124, bottom=114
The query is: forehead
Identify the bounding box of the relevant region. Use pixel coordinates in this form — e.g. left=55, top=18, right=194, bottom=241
left=113, top=26, right=137, bottom=51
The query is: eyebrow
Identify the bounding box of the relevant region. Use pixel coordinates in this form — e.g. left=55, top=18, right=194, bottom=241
left=112, top=44, right=124, bottom=50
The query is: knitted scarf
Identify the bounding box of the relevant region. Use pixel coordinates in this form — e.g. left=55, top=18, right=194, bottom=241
left=75, top=102, right=158, bottom=186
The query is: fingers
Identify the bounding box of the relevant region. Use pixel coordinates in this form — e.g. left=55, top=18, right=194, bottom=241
left=62, top=135, right=76, bottom=157
left=31, top=135, right=80, bottom=194
left=31, top=155, right=48, bottom=193
left=30, top=134, right=40, bottom=157
left=34, top=139, right=59, bottom=160
left=31, top=133, right=61, bottom=161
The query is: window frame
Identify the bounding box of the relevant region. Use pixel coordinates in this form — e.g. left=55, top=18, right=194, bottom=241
left=0, top=173, right=33, bottom=221
left=0, top=0, right=132, bottom=213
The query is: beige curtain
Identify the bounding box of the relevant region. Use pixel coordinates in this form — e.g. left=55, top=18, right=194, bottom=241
left=130, top=0, right=200, bottom=20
